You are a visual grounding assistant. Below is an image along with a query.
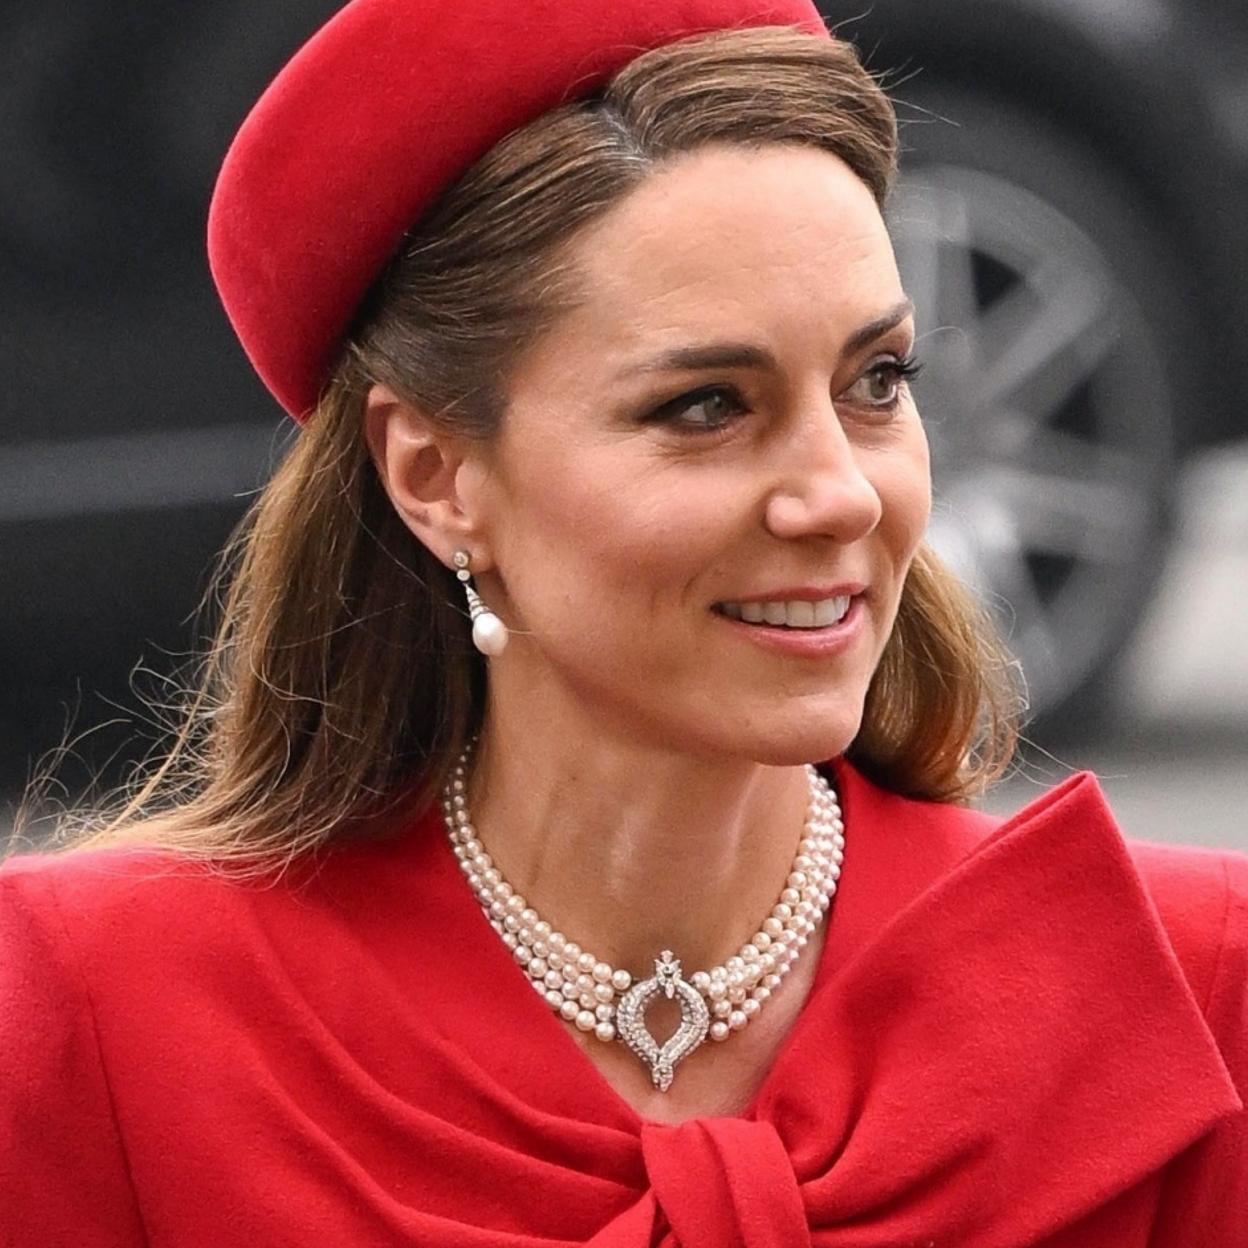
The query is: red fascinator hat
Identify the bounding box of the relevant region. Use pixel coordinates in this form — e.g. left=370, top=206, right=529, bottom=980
left=207, top=0, right=830, bottom=422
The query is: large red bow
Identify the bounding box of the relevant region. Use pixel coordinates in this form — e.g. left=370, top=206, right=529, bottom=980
left=412, top=763, right=1241, bottom=1246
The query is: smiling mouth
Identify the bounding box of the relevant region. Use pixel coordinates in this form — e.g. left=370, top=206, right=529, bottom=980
left=711, top=594, right=856, bottom=629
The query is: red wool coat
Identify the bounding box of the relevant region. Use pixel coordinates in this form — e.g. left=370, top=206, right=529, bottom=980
left=1, top=758, right=1245, bottom=1246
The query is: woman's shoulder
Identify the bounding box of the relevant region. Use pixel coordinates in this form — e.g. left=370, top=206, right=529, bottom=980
left=974, top=769, right=1247, bottom=1016
left=835, top=757, right=1247, bottom=1010
left=1, top=842, right=258, bottom=936
left=0, top=839, right=328, bottom=990
left=1121, top=832, right=1248, bottom=1016
left=981, top=768, right=1247, bottom=1006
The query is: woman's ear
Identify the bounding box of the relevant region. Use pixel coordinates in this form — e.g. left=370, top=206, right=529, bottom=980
left=363, top=383, right=491, bottom=565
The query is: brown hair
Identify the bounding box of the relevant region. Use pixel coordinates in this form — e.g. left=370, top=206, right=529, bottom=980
left=11, top=26, right=1021, bottom=875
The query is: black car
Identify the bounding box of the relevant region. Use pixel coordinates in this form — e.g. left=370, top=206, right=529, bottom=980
left=3, top=0, right=1245, bottom=793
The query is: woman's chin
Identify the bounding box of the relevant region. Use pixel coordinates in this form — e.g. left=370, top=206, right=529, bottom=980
left=728, top=710, right=863, bottom=769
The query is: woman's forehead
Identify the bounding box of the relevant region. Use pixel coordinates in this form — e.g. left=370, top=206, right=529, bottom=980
left=559, top=145, right=900, bottom=338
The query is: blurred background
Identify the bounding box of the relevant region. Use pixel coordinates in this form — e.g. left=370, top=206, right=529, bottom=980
left=3, top=0, right=1245, bottom=848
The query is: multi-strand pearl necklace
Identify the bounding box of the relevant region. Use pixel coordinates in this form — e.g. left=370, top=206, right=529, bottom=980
left=442, top=743, right=845, bottom=1091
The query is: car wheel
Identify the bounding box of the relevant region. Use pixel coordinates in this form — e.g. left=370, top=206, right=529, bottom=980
left=886, top=86, right=1190, bottom=734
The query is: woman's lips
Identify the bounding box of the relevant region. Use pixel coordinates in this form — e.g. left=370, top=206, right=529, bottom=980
left=711, top=593, right=867, bottom=657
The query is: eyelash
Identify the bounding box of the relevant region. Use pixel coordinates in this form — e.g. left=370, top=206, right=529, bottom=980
left=649, top=353, right=925, bottom=435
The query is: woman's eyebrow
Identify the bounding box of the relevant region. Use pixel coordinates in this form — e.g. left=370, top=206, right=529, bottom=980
left=617, top=296, right=915, bottom=378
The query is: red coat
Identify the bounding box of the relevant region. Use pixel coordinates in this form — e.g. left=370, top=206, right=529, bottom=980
left=2, top=758, right=1245, bottom=1246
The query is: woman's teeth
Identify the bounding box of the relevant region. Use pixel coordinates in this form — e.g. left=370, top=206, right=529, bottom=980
left=717, top=596, right=852, bottom=628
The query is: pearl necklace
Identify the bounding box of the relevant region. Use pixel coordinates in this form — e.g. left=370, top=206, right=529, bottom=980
left=442, top=743, right=845, bottom=1092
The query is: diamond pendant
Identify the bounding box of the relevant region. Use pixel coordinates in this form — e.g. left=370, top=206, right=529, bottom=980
left=615, top=950, right=711, bottom=1092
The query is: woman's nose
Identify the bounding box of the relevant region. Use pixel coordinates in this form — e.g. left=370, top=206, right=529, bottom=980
left=763, top=410, right=883, bottom=543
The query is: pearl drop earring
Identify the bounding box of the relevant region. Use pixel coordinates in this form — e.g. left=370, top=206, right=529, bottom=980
left=453, top=550, right=509, bottom=656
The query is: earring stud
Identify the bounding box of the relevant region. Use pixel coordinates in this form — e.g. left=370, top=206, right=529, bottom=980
left=453, top=550, right=509, bottom=656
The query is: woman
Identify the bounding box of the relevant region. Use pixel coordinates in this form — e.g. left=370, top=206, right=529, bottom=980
left=1, top=0, right=1244, bottom=1243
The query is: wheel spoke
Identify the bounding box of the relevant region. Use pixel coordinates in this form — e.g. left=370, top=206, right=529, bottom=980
left=975, top=254, right=1120, bottom=417
left=991, top=464, right=1149, bottom=563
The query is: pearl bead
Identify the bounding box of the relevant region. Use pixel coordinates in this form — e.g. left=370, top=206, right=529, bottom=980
left=712, top=999, right=732, bottom=1019
left=545, top=990, right=564, bottom=1009
left=710, top=1021, right=730, bottom=1042
left=547, top=932, right=566, bottom=952
left=690, top=971, right=710, bottom=993
left=544, top=970, right=562, bottom=990
left=577, top=952, right=596, bottom=974
left=564, top=942, right=581, bottom=962
left=752, top=986, right=771, bottom=1003
left=707, top=981, right=727, bottom=1001
left=742, top=998, right=761, bottom=1019
left=728, top=1011, right=747, bottom=1031
left=595, top=1022, right=616, bottom=1043
left=595, top=1003, right=615, bottom=1022
left=611, top=969, right=632, bottom=992
left=534, top=920, right=551, bottom=939
left=592, top=961, right=612, bottom=983
left=559, top=1000, right=579, bottom=1021
left=575, top=1010, right=597, bottom=1032
left=527, top=957, right=547, bottom=977
left=472, top=612, right=509, bottom=655
left=593, top=982, right=614, bottom=1004
left=520, top=908, right=538, bottom=927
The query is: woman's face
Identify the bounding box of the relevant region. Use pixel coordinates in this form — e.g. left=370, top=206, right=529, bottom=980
left=471, top=142, right=931, bottom=765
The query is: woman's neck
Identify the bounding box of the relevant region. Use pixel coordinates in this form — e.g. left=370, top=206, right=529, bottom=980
left=462, top=700, right=817, bottom=981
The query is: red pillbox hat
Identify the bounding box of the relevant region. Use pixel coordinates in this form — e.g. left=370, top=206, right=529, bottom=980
left=207, top=0, right=830, bottom=422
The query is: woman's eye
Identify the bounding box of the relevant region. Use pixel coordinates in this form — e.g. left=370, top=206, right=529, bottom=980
left=845, top=353, right=924, bottom=409
left=646, top=354, right=922, bottom=434
left=650, top=384, right=748, bottom=434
